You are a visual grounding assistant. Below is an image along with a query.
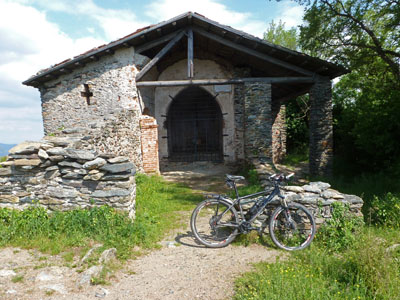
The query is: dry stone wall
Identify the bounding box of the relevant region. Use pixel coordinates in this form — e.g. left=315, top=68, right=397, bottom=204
left=0, top=137, right=136, bottom=218
left=249, top=159, right=363, bottom=227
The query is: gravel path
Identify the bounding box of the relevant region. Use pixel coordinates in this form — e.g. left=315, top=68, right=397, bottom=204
left=0, top=231, right=281, bottom=300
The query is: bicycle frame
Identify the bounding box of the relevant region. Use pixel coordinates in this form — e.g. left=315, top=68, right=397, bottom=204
left=213, top=180, right=287, bottom=230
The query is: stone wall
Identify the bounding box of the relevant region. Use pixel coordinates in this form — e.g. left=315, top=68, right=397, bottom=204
left=37, top=48, right=144, bottom=172
left=0, top=137, right=136, bottom=218
left=39, top=48, right=140, bottom=135
left=250, top=159, right=363, bottom=227
left=139, top=116, right=159, bottom=173
left=244, top=82, right=272, bottom=159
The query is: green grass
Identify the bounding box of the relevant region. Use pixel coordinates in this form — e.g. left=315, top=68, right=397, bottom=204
left=234, top=162, right=400, bottom=300
left=282, top=147, right=309, bottom=166
left=0, top=156, right=6, bottom=167
left=0, top=174, right=201, bottom=260
left=11, top=275, right=24, bottom=283
left=234, top=227, right=400, bottom=300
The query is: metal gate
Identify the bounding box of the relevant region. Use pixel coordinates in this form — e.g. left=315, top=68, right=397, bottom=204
left=167, top=87, right=223, bottom=162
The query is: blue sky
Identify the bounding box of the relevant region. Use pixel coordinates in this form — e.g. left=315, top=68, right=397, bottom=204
left=0, top=0, right=305, bottom=144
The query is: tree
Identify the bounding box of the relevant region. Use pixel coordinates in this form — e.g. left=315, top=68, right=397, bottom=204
left=264, top=20, right=298, bottom=50
left=297, top=0, right=400, bottom=84
left=291, top=0, right=400, bottom=171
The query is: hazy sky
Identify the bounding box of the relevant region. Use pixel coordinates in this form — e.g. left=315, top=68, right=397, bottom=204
left=0, top=0, right=304, bottom=144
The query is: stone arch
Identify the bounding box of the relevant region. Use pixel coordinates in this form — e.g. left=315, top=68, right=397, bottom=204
left=167, top=86, right=223, bottom=162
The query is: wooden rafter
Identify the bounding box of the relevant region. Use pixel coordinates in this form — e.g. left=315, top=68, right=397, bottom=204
left=136, top=30, right=186, bottom=81
left=187, top=28, right=194, bottom=78
left=192, top=27, right=316, bottom=77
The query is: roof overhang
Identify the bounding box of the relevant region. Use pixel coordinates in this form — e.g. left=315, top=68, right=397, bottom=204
left=23, top=12, right=349, bottom=88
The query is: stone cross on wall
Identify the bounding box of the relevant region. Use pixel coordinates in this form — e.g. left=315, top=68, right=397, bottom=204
left=81, top=84, right=93, bottom=105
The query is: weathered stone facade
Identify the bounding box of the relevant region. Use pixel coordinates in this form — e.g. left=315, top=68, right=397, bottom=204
left=40, top=48, right=140, bottom=135
left=0, top=137, right=136, bottom=218
left=243, top=82, right=272, bottom=159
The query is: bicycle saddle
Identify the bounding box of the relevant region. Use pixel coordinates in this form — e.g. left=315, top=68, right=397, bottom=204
left=226, top=174, right=245, bottom=181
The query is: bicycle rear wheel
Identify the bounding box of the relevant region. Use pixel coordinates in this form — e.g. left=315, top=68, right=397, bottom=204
left=191, top=199, right=239, bottom=248
left=269, top=202, right=316, bottom=251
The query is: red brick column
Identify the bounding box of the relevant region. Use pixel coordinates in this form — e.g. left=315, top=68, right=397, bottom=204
left=140, top=116, right=159, bottom=174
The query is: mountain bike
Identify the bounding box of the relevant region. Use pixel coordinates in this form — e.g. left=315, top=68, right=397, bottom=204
left=190, top=173, right=316, bottom=251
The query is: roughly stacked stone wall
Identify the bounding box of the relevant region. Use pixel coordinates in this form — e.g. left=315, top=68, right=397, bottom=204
left=249, top=159, right=363, bottom=227
left=0, top=137, right=136, bottom=218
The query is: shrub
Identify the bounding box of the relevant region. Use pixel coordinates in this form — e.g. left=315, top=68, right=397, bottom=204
left=317, top=202, right=364, bottom=252
left=370, top=193, right=400, bottom=228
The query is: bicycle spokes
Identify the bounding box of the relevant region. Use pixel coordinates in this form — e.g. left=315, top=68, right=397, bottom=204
left=270, top=204, right=315, bottom=250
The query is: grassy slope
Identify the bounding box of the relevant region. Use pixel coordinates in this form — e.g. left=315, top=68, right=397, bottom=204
left=233, top=158, right=400, bottom=300
left=0, top=174, right=202, bottom=260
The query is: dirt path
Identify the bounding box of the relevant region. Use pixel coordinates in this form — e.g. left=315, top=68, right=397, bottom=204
left=0, top=163, right=283, bottom=300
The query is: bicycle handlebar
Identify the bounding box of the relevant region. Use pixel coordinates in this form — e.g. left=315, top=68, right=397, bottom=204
left=268, top=173, right=295, bottom=183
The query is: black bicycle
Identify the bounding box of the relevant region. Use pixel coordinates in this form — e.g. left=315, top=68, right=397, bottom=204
left=190, top=173, right=316, bottom=251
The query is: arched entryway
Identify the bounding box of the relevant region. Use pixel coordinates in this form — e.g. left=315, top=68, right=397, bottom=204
left=167, top=87, right=223, bottom=162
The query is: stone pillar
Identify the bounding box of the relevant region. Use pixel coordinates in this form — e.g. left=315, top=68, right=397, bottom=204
left=233, top=68, right=251, bottom=161
left=309, top=78, right=333, bottom=176
left=244, top=82, right=272, bottom=159
left=272, top=102, right=287, bottom=163
left=140, top=116, right=160, bottom=174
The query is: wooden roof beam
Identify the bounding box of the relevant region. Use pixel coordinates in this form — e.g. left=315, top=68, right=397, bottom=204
left=136, top=30, right=186, bottom=81
left=192, top=27, right=315, bottom=76
left=136, top=77, right=315, bottom=87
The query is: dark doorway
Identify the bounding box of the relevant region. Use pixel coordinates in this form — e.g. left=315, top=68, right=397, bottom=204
left=167, top=87, right=223, bottom=162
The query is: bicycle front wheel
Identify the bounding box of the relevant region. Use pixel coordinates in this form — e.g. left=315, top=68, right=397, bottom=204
left=191, top=199, right=239, bottom=248
left=269, top=202, right=316, bottom=251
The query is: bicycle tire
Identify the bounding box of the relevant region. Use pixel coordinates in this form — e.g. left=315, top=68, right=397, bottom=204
left=269, top=202, right=316, bottom=251
left=191, top=199, right=239, bottom=248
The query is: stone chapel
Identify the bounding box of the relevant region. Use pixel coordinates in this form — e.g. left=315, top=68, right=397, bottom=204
left=23, top=12, right=348, bottom=176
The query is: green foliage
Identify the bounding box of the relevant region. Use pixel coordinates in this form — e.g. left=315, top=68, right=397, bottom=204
left=285, top=96, right=309, bottom=152
left=317, top=202, right=364, bottom=251
left=324, top=163, right=400, bottom=223
left=234, top=228, right=400, bottom=300
left=263, top=20, right=297, bottom=50
left=333, top=64, right=400, bottom=170
left=295, top=0, right=400, bottom=173
left=370, top=193, right=400, bottom=228
left=298, top=0, right=400, bottom=81
left=0, top=174, right=200, bottom=259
